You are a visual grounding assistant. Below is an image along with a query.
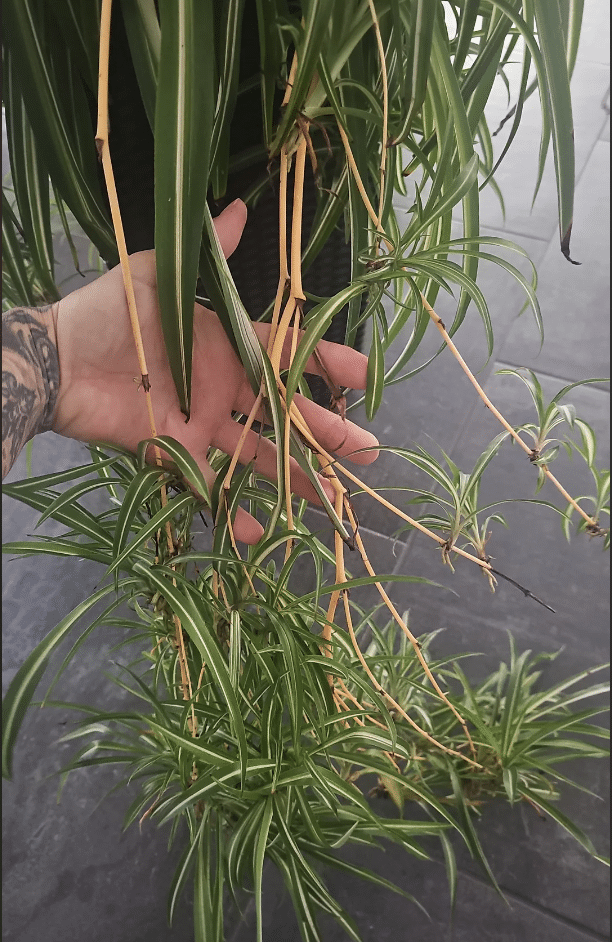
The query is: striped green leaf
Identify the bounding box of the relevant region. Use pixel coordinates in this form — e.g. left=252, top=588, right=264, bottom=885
left=154, top=0, right=216, bottom=417
left=533, top=0, right=578, bottom=261
left=2, top=579, right=138, bottom=779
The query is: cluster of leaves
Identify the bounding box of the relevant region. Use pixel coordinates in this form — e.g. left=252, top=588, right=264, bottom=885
left=2, top=446, right=609, bottom=940
left=2, top=179, right=103, bottom=312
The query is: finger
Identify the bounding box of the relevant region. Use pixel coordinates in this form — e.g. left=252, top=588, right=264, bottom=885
left=293, top=394, right=380, bottom=464
left=251, top=322, right=370, bottom=390
left=233, top=382, right=379, bottom=466
left=213, top=199, right=248, bottom=259
left=213, top=420, right=336, bottom=505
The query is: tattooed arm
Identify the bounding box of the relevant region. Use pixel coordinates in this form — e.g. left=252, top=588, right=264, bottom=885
left=2, top=305, right=60, bottom=478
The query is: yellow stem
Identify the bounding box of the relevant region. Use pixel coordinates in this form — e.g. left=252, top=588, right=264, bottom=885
left=423, top=297, right=598, bottom=526
left=344, top=497, right=476, bottom=757
left=343, top=589, right=482, bottom=768
left=97, top=0, right=195, bottom=731
left=283, top=308, right=302, bottom=561
left=290, top=136, right=308, bottom=301
left=336, top=121, right=597, bottom=530
left=367, top=0, right=389, bottom=233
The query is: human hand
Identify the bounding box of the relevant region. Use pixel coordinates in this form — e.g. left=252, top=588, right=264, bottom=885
left=51, top=199, right=379, bottom=543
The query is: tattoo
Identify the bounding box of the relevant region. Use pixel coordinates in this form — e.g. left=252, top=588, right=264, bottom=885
left=2, top=305, right=60, bottom=478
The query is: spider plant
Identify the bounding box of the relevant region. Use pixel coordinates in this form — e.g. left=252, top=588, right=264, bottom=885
left=2, top=1, right=609, bottom=940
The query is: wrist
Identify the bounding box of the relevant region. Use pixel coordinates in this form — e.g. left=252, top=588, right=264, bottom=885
left=2, top=302, right=61, bottom=478
left=31, top=302, right=61, bottom=435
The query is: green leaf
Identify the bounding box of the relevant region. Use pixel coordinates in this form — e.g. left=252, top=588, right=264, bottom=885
left=3, top=0, right=116, bottom=259
left=448, top=767, right=505, bottom=899
left=2, top=580, right=138, bottom=779
left=155, top=0, right=216, bottom=416
left=365, top=314, right=385, bottom=421
left=4, top=58, right=59, bottom=300
left=131, top=561, right=249, bottom=787
left=137, top=435, right=211, bottom=504
left=533, top=0, right=578, bottom=262
left=254, top=796, right=274, bottom=942
left=105, top=492, right=195, bottom=578
left=122, top=0, right=160, bottom=127
left=518, top=786, right=598, bottom=856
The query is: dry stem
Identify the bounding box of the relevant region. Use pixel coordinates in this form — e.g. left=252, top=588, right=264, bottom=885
left=97, top=0, right=195, bottom=732
left=343, top=498, right=476, bottom=757
left=335, top=120, right=598, bottom=530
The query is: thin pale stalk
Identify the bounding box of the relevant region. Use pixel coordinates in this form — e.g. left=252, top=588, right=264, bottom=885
left=283, top=308, right=302, bottom=561
left=286, top=398, right=495, bottom=574
left=290, top=135, right=308, bottom=301
left=344, top=497, right=476, bottom=756
left=422, top=297, right=598, bottom=527
left=343, top=590, right=482, bottom=768
left=336, top=119, right=597, bottom=530
left=96, top=0, right=195, bottom=728
left=367, top=0, right=389, bottom=233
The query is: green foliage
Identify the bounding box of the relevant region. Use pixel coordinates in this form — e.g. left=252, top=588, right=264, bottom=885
left=2, top=446, right=609, bottom=938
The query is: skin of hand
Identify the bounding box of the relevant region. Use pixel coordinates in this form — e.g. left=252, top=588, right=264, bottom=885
left=51, top=199, right=379, bottom=543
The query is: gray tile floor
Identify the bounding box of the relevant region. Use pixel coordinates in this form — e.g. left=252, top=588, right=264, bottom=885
left=2, top=7, right=610, bottom=941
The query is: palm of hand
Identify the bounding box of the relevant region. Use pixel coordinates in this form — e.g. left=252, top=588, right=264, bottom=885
left=51, top=202, right=379, bottom=543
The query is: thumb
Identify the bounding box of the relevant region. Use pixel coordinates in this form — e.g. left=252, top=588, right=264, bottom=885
left=213, top=199, right=248, bottom=260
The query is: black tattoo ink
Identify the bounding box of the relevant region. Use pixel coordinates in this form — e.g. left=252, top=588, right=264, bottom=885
left=2, top=305, right=60, bottom=477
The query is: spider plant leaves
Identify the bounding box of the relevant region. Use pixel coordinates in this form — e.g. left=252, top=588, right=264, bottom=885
left=270, top=0, right=330, bottom=155
left=1, top=192, right=37, bottom=307
left=121, top=0, right=161, bottom=127
left=285, top=282, right=365, bottom=405
left=253, top=796, right=274, bottom=942
left=33, top=477, right=124, bottom=530
left=138, top=719, right=239, bottom=769
left=154, top=0, right=215, bottom=418
left=365, top=313, right=385, bottom=420
left=430, top=13, right=479, bottom=325
left=130, top=561, right=250, bottom=788
left=105, top=491, right=195, bottom=578
left=193, top=811, right=215, bottom=942
left=517, top=786, right=598, bottom=856
left=254, top=0, right=288, bottom=148
left=573, top=419, right=597, bottom=469
left=2, top=579, right=138, bottom=779
left=393, top=0, right=436, bottom=145
left=438, top=828, right=458, bottom=914
left=2, top=481, right=114, bottom=546
left=3, top=64, right=59, bottom=302
left=523, top=662, right=610, bottom=720
left=404, top=153, right=480, bottom=246
left=448, top=766, right=505, bottom=899
left=210, top=0, right=247, bottom=199
left=201, top=204, right=264, bottom=395
left=136, top=435, right=211, bottom=505
left=111, top=463, right=175, bottom=567
left=533, top=0, right=578, bottom=262
left=152, top=759, right=278, bottom=825
left=167, top=813, right=203, bottom=927
left=453, top=0, right=480, bottom=77
left=2, top=539, right=112, bottom=566
left=3, top=0, right=116, bottom=260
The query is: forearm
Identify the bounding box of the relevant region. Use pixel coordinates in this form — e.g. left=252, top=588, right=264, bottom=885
left=2, top=305, right=60, bottom=478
